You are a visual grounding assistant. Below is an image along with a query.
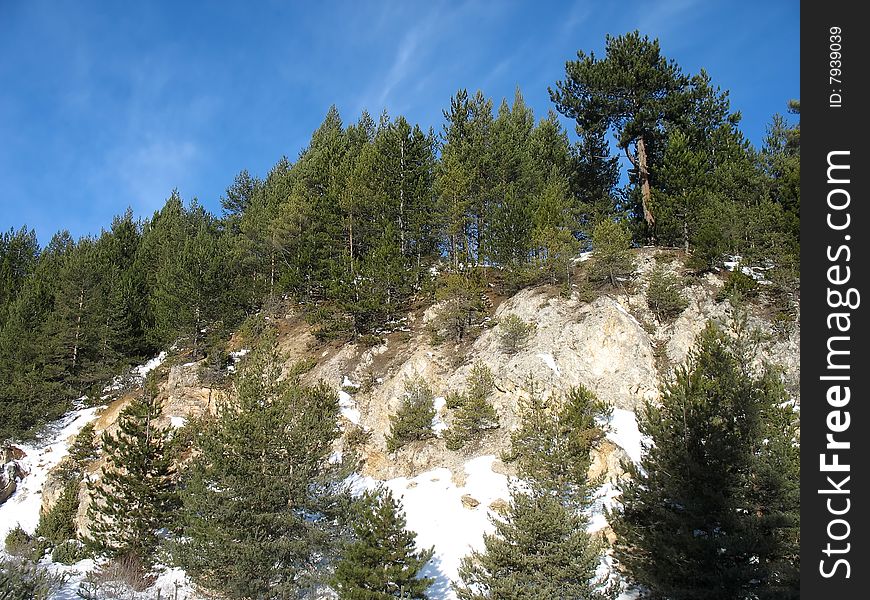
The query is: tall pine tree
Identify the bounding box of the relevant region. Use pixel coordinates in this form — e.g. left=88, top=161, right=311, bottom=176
left=611, top=323, right=799, bottom=599
left=86, top=376, right=176, bottom=567
left=174, top=338, right=355, bottom=598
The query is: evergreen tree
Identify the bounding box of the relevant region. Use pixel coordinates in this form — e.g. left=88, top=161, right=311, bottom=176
left=589, top=220, right=634, bottom=287
left=86, top=377, right=176, bottom=566
left=611, top=323, right=799, bottom=599
left=386, top=377, right=437, bottom=453
left=174, top=339, right=354, bottom=598
left=333, top=487, right=434, bottom=599
left=645, top=264, right=688, bottom=322
left=551, top=31, right=692, bottom=235
left=531, top=168, right=580, bottom=285
left=0, top=226, right=39, bottom=318
left=455, top=486, right=607, bottom=600
left=445, top=363, right=499, bottom=450
left=433, top=271, right=487, bottom=342
left=507, top=382, right=610, bottom=508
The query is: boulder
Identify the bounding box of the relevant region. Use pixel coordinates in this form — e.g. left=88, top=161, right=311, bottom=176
left=461, top=494, right=480, bottom=509
left=1, top=460, right=27, bottom=505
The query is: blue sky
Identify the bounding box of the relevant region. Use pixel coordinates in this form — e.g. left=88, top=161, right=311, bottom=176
left=0, top=0, right=799, bottom=244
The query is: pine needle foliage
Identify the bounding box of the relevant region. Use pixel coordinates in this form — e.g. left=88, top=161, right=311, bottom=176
left=445, top=363, right=499, bottom=451
left=333, top=487, right=434, bottom=599
left=455, top=486, right=609, bottom=600
left=507, top=381, right=610, bottom=508
left=611, top=322, right=799, bottom=599
left=85, top=375, right=176, bottom=567
left=386, top=377, right=436, bottom=453
left=173, top=338, right=355, bottom=599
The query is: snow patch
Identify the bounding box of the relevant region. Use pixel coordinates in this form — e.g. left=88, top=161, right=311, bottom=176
left=607, top=409, right=644, bottom=465
left=537, top=353, right=560, bottom=377
left=229, top=348, right=250, bottom=361
left=169, top=416, right=187, bottom=429
left=431, top=396, right=448, bottom=436
left=338, top=390, right=361, bottom=425
left=133, top=351, right=167, bottom=379
left=1, top=405, right=102, bottom=540
left=354, top=455, right=511, bottom=599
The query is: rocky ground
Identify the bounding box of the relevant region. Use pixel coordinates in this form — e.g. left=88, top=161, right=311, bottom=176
left=1, top=247, right=799, bottom=599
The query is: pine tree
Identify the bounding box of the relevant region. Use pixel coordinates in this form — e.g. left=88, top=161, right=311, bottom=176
left=611, top=323, right=799, bottom=599
left=551, top=31, right=692, bottom=236
left=530, top=168, right=579, bottom=285
left=589, top=220, right=634, bottom=287
left=455, top=486, right=607, bottom=600
left=433, top=271, right=486, bottom=342
left=445, top=363, right=499, bottom=451
left=386, top=377, right=436, bottom=453
left=333, top=487, right=434, bottom=599
left=174, top=338, right=354, bottom=598
left=507, top=382, right=610, bottom=509
left=86, top=376, right=176, bottom=566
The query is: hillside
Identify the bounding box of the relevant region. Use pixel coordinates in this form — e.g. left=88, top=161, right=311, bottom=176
left=1, top=247, right=799, bottom=599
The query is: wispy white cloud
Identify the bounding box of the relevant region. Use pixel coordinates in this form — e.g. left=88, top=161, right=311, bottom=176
left=114, top=136, right=201, bottom=212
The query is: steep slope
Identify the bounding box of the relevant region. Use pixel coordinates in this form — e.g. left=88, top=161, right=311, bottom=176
left=2, top=248, right=799, bottom=599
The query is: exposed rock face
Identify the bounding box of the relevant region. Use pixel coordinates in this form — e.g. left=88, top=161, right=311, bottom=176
left=2, top=446, right=26, bottom=463
left=162, top=361, right=216, bottom=426
left=43, top=248, right=799, bottom=536
left=461, top=494, right=480, bottom=509
left=40, top=461, right=71, bottom=513
left=1, top=447, right=29, bottom=505
left=588, top=439, right=631, bottom=484
left=292, top=249, right=799, bottom=481
left=1, top=462, right=26, bottom=505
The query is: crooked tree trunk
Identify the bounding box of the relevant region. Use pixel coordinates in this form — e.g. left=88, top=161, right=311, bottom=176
left=636, top=136, right=655, bottom=230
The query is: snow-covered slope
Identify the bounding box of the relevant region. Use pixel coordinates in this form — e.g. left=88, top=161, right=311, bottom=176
left=1, top=402, right=100, bottom=540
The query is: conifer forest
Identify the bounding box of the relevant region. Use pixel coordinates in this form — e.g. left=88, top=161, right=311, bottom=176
left=1, top=31, right=800, bottom=600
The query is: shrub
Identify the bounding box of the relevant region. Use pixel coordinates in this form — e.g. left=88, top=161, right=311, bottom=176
left=445, top=394, right=499, bottom=451
left=386, top=378, right=436, bottom=453
left=3, top=527, right=48, bottom=563
left=589, top=220, right=634, bottom=286
left=35, top=480, right=79, bottom=545
left=0, top=557, right=66, bottom=600
left=444, top=363, right=499, bottom=451
left=4, top=526, right=33, bottom=557
left=435, top=272, right=487, bottom=342
left=67, top=422, right=99, bottom=470
left=467, top=362, right=496, bottom=398
left=498, top=314, right=536, bottom=354
left=51, top=540, right=87, bottom=565
left=646, top=265, right=689, bottom=322
left=445, top=391, right=466, bottom=410
left=717, top=268, right=759, bottom=302
left=80, top=552, right=155, bottom=594
left=345, top=424, right=372, bottom=449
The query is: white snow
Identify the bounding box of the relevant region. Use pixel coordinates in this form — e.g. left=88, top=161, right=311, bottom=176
left=337, top=390, right=361, bottom=425
left=341, top=375, right=360, bottom=389
left=133, top=351, right=167, bottom=379
left=355, top=455, right=511, bottom=599
left=169, top=416, right=187, bottom=429
left=607, top=408, right=644, bottom=465
left=431, top=396, right=448, bottom=436
left=537, top=353, right=560, bottom=376
left=229, top=348, right=250, bottom=361
left=1, top=404, right=102, bottom=540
